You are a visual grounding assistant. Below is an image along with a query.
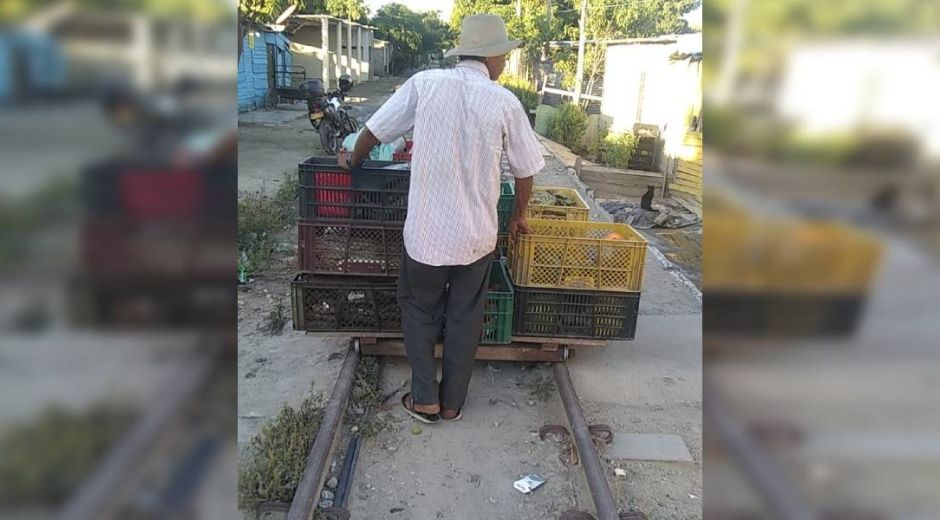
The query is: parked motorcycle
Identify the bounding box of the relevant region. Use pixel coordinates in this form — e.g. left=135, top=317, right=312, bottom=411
left=302, top=75, right=359, bottom=155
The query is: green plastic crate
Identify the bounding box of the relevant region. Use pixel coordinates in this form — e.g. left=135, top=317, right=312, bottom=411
left=498, top=181, right=515, bottom=233
left=481, top=260, right=514, bottom=344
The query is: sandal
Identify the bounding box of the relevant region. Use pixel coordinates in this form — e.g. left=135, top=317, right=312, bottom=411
left=401, top=393, right=440, bottom=424
left=440, top=408, right=463, bottom=422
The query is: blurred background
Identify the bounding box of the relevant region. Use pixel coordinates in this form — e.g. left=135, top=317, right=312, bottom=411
left=0, top=0, right=237, bottom=518
left=703, top=0, right=939, bottom=519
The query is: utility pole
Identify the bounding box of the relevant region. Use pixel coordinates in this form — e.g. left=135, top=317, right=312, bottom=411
left=516, top=0, right=522, bottom=17
left=573, top=0, right=587, bottom=105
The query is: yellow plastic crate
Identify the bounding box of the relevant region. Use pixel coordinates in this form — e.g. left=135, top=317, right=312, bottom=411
left=705, top=212, right=883, bottom=295
left=510, top=219, right=647, bottom=292
left=527, top=187, right=590, bottom=221
left=765, top=221, right=882, bottom=294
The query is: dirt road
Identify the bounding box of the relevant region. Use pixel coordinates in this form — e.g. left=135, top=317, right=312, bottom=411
left=237, top=76, right=404, bottom=195
left=237, top=78, right=702, bottom=519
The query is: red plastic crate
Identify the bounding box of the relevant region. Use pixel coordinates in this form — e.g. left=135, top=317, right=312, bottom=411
left=392, top=140, right=413, bottom=162
left=298, top=219, right=403, bottom=276
left=120, top=169, right=202, bottom=219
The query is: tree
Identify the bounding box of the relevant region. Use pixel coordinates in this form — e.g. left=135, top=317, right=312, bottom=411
left=372, top=3, right=453, bottom=73
left=239, top=0, right=302, bottom=59
left=323, top=0, right=368, bottom=22
left=450, top=0, right=700, bottom=94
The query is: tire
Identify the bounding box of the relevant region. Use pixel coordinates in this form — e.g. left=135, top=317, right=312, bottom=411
left=319, top=121, right=339, bottom=154
left=263, top=91, right=278, bottom=111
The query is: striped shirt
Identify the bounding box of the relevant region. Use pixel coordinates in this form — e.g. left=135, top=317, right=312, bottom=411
left=365, top=61, right=545, bottom=266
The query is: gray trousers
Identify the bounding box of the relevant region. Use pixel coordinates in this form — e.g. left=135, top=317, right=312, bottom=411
left=397, top=251, right=493, bottom=410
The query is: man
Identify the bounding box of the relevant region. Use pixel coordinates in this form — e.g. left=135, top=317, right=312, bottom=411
left=340, top=14, right=545, bottom=423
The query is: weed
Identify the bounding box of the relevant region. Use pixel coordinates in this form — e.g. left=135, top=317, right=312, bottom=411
left=0, top=404, right=133, bottom=507
left=238, top=394, right=326, bottom=513
left=528, top=374, right=556, bottom=403
left=259, top=297, right=288, bottom=336
left=238, top=171, right=300, bottom=277
left=237, top=192, right=282, bottom=275
left=273, top=171, right=299, bottom=226
left=547, top=103, right=588, bottom=151
left=599, top=132, right=638, bottom=169
left=499, top=75, right=539, bottom=113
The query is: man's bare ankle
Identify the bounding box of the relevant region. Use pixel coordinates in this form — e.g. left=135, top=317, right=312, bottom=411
left=415, top=404, right=439, bottom=414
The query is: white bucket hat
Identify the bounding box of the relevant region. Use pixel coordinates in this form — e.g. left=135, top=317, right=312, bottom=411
left=444, top=14, right=523, bottom=58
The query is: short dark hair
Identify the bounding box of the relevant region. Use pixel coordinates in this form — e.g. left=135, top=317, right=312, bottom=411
left=458, top=56, right=487, bottom=63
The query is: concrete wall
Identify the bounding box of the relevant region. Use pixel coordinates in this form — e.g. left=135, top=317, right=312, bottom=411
left=289, top=18, right=375, bottom=87
left=601, top=33, right=702, bottom=172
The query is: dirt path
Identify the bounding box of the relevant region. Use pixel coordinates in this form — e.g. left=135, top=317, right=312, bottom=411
left=237, top=89, right=702, bottom=519
left=237, top=76, right=405, bottom=195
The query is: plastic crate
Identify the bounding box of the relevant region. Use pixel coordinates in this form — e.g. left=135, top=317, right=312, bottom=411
left=496, top=233, right=510, bottom=259
left=510, top=219, right=647, bottom=292
left=298, top=219, right=403, bottom=276
left=481, top=260, right=514, bottom=344
left=512, top=286, right=640, bottom=340
left=82, top=161, right=207, bottom=219
left=80, top=219, right=232, bottom=278
left=704, top=292, right=866, bottom=338
left=392, top=139, right=413, bottom=162
left=498, top=181, right=515, bottom=233
left=706, top=213, right=883, bottom=294
left=527, top=187, right=590, bottom=221
left=299, top=157, right=410, bottom=222
left=291, top=274, right=401, bottom=332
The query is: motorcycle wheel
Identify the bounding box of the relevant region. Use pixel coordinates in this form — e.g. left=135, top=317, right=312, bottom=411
left=319, top=121, right=339, bottom=154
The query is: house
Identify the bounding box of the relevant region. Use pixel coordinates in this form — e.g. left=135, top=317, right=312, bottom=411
left=600, top=33, right=703, bottom=214
left=28, top=4, right=232, bottom=92
left=284, top=15, right=378, bottom=92
left=238, top=26, right=292, bottom=112
left=0, top=30, right=67, bottom=103
left=777, top=38, right=940, bottom=161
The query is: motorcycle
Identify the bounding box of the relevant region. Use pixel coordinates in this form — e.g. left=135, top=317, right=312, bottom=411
left=304, top=74, right=359, bottom=155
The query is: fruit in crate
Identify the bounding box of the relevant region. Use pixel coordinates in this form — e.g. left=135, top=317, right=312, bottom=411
left=605, top=232, right=624, bottom=240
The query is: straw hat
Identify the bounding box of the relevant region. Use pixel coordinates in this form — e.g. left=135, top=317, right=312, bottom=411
left=444, top=14, right=523, bottom=58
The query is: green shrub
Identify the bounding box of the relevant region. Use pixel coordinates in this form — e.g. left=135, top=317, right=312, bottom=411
left=582, top=116, right=612, bottom=159
left=0, top=405, right=133, bottom=507
left=499, top=75, right=539, bottom=113
left=547, top=103, right=587, bottom=151
left=238, top=395, right=326, bottom=512
left=599, top=132, right=638, bottom=168
left=237, top=193, right=282, bottom=276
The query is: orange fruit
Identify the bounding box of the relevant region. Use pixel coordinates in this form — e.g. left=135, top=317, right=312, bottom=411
left=605, top=232, right=624, bottom=240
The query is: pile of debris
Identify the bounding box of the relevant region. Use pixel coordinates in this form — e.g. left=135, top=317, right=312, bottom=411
left=601, top=199, right=700, bottom=230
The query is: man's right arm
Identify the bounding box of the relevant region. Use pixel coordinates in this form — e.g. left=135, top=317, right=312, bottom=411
left=364, top=76, right=419, bottom=145
left=503, top=96, right=545, bottom=234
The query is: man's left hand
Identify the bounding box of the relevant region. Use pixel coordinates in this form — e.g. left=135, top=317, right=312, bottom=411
left=338, top=151, right=352, bottom=171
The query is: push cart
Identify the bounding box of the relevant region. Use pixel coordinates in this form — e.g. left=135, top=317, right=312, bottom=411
left=265, top=65, right=309, bottom=111
left=285, top=335, right=649, bottom=520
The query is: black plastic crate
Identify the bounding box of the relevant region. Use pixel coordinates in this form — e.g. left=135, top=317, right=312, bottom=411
left=512, top=286, right=640, bottom=340
left=704, top=292, right=866, bottom=337
left=298, top=157, right=410, bottom=222
left=298, top=219, right=403, bottom=276
left=291, top=274, right=401, bottom=332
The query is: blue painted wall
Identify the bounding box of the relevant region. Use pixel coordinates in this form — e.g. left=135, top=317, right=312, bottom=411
left=0, top=32, right=67, bottom=103
left=238, top=30, right=292, bottom=112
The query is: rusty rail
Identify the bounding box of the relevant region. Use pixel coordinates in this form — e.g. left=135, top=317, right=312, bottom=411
left=287, top=341, right=360, bottom=520
left=704, top=379, right=818, bottom=520
left=553, top=362, right=621, bottom=520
